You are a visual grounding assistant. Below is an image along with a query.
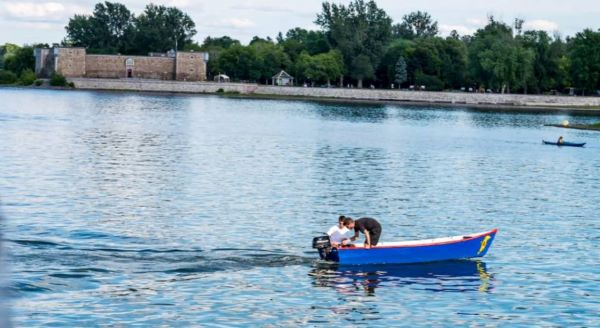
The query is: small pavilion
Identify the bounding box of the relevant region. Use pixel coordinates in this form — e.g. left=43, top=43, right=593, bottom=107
left=271, top=70, right=294, bottom=86
left=214, top=74, right=230, bottom=83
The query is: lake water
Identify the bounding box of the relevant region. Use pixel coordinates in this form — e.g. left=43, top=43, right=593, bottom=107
left=1, top=87, right=599, bottom=326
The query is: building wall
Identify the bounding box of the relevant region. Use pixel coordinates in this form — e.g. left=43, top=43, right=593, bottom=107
left=86, top=55, right=175, bottom=80
left=56, top=48, right=86, bottom=77
left=175, top=52, right=205, bottom=81
left=34, top=47, right=207, bottom=81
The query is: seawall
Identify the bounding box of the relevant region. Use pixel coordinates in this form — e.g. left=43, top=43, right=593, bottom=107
left=69, top=78, right=600, bottom=110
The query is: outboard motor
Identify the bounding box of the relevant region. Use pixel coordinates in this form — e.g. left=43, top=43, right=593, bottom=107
left=312, top=235, right=331, bottom=250
left=312, top=235, right=338, bottom=262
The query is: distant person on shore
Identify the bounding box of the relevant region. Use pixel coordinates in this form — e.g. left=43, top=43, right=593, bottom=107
left=557, top=136, right=564, bottom=144
left=327, top=215, right=351, bottom=247
left=343, top=217, right=382, bottom=249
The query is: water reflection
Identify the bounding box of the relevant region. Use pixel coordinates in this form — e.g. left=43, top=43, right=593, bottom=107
left=309, top=260, right=492, bottom=296
left=314, top=103, right=388, bottom=123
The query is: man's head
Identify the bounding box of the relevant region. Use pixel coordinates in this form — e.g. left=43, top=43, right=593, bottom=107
left=343, top=217, right=355, bottom=229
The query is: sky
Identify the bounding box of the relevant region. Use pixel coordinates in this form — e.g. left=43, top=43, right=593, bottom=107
left=1, top=0, right=599, bottom=45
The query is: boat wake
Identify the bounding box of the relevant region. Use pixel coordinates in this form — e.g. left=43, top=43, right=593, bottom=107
left=5, top=238, right=315, bottom=297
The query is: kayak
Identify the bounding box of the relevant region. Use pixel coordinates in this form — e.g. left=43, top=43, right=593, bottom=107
left=543, top=140, right=586, bottom=147
left=313, top=229, right=498, bottom=265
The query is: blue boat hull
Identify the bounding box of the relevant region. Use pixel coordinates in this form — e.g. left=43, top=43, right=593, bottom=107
left=330, top=229, right=497, bottom=265
left=543, top=140, right=586, bottom=147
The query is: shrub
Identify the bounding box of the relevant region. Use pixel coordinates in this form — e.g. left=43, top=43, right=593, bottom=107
left=34, top=79, right=44, bottom=86
left=19, top=69, right=36, bottom=86
left=68, top=82, right=75, bottom=88
left=415, top=71, right=445, bottom=91
left=0, top=69, right=18, bottom=84
left=216, top=88, right=225, bottom=93
left=49, top=73, right=67, bottom=87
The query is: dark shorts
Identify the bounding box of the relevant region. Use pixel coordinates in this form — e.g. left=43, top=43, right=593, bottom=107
left=369, top=224, right=382, bottom=246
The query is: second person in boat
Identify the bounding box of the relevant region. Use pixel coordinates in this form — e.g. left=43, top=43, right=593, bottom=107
left=343, top=216, right=382, bottom=249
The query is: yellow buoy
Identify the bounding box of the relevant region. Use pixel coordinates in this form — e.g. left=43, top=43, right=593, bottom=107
left=562, top=120, right=570, bottom=127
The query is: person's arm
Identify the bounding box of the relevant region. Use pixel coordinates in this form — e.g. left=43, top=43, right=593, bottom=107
left=350, top=230, right=359, bottom=241
left=364, top=231, right=371, bottom=248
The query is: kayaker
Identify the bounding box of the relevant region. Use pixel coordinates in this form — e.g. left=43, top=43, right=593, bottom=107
left=557, top=136, right=564, bottom=144
left=327, top=215, right=351, bottom=247
left=343, top=217, right=382, bottom=249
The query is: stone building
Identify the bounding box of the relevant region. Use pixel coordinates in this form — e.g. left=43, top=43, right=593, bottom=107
left=34, top=47, right=208, bottom=81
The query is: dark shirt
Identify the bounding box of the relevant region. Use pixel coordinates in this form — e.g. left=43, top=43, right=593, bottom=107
left=354, top=217, right=381, bottom=234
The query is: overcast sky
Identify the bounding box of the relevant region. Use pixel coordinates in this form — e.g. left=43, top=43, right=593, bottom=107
left=1, top=0, right=599, bottom=45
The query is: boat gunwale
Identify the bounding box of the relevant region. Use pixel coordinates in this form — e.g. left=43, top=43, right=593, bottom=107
left=542, top=140, right=586, bottom=146
left=337, top=228, right=498, bottom=252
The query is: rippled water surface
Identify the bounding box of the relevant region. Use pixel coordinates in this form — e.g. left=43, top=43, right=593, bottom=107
left=1, top=88, right=600, bottom=326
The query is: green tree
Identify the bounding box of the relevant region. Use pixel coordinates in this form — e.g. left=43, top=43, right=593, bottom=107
left=65, top=2, right=134, bottom=53
left=132, top=4, right=196, bottom=54
left=440, top=37, right=467, bottom=89
left=294, top=52, right=313, bottom=83
left=468, top=17, right=535, bottom=93
left=316, top=0, right=392, bottom=87
left=394, top=56, right=407, bottom=86
left=377, top=39, right=415, bottom=87
left=303, top=50, right=344, bottom=85
left=551, top=37, right=570, bottom=90
left=278, top=27, right=330, bottom=62
left=201, top=36, right=240, bottom=50
left=251, top=39, right=292, bottom=84
left=3, top=46, right=35, bottom=75
left=415, top=70, right=444, bottom=91
left=1, top=43, right=21, bottom=69
left=513, top=43, right=535, bottom=93
left=569, top=29, right=600, bottom=94
left=197, top=36, right=241, bottom=78
left=393, top=11, right=438, bottom=39
left=521, top=30, right=565, bottom=93
left=408, top=37, right=442, bottom=85
left=351, top=54, right=375, bottom=87
left=217, top=45, right=262, bottom=82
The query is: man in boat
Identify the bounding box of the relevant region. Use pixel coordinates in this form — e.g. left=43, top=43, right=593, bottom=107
left=343, top=217, right=382, bottom=249
left=327, top=215, right=351, bottom=247
left=557, top=136, right=564, bottom=144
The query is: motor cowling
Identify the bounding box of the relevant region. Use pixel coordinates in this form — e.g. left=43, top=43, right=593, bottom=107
left=313, top=235, right=339, bottom=262
left=312, top=235, right=331, bottom=249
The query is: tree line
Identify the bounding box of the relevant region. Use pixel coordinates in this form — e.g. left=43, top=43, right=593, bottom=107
left=2, top=0, right=600, bottom=95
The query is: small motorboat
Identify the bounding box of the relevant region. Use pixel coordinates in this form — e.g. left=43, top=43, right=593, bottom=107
left=313, top=229, right=498, bottom=265
left=543, top=140, right=586, bottom=147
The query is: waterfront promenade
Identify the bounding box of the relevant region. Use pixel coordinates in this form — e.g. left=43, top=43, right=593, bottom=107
left=68, top=78, right=600, bottom=111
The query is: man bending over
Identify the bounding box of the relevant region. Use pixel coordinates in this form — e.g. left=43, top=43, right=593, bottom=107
left=343, top=217, right=382, bottom=249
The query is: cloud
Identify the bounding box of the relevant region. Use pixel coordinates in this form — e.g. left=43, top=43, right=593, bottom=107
left=466, top=18, right=487, bottom=26
left=19, top=21, right=60, bottom=30
left=524, top=19, right=559, bottom=31
left=204, top=18, right=257, bottom=29
left=165, top=0, right=191, bottom=8
left=2, top=2, right=65, bottom=20
left=0, top=1, right=88, bottom=23
left=232, top=4, right=292, bottom=13
left=439, top=24, right=476, bottom=36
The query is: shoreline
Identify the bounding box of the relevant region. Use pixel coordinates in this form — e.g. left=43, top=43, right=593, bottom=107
left=4, top=80, right=600, bottom=114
